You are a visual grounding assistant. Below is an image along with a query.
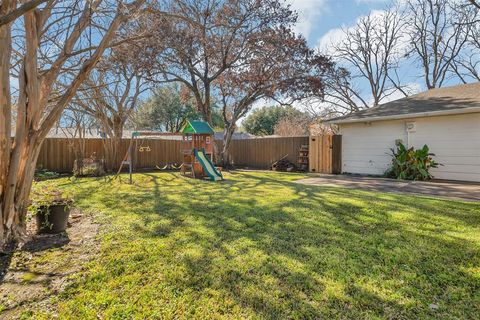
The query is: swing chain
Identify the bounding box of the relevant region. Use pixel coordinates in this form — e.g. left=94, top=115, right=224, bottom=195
left=138, top=138, right=151, bottom=152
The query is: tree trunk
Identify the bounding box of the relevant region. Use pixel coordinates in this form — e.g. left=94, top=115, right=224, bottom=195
left=203, top=83, right=213, bottom=125
left=220, top=123, right=236, bottom=167
left=70, top=126, right=87, bottom=175
left=204, top=105, right=212, bottom=126
left=103, top=117, right=124, bottom=172
left=1, top=134, right=43, bottom=246
left=111, top=118, right=124, bottom=171
left=101, top=116, right=125, bottom=172
left=0, top=0, right=14, bottom=243
left=0, top=0, right=144, bottom=249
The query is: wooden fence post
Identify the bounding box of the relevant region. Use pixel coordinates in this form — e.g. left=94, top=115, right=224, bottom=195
left=332, top=135, right=342, bottom=174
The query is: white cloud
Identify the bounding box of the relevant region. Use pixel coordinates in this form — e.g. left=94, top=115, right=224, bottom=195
left=287, top=0, right=329, bottom=39
left=316, top=27, right=346, bottom=55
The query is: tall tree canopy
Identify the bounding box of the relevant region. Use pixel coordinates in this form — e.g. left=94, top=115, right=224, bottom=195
left=123, top=0, right=330, bottom=164
left=124, top=0, right=302, bottom=125
left=243, top=106, right=307, bottom=136
left=134, top=85, right=199, bottom=132
left=73, top=54, right=150, bottom=170
left=406, top=0, right=475, bottom=89
left=216, top=26, right=330, bottom=164
left=328, top=8, right=408, bottom=112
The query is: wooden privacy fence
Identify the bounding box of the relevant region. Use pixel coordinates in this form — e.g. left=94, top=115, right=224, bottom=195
left=36, top=135, right=342, bottom=173
left=309, top=135, right=342, bottom=174
left=36, top=138, right=184, bottom=173
left=218, top=136, right=309, bottom=168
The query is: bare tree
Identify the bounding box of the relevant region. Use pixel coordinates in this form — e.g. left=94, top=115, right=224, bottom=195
left=320, top=66, right=369, bottom=115
left=273, top=113, right=311, bottom=137
left=452, top=45, right=480, bottom=82
left=451, top=4, right=480, bottom=82
left=74, top=58, right=150, bottom=171
left=0, top=0, right=147, bottom=247
left=406, top=0, right=472, bottom=89
left=331, top=8, right=408, bottom=110
left=468, top=0, right=480, bottom=10
left=0, top=0, right=49, bottom=27
left=58, top=109, right=97, bottom=175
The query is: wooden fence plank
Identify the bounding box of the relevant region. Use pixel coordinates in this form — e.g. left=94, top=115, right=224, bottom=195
left=308, top=135, right=341, bottom=174
left=37, top=136, right=316, bottom=173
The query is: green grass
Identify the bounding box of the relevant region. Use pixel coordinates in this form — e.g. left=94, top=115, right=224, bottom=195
left=32, top=171, right=480, bottom=319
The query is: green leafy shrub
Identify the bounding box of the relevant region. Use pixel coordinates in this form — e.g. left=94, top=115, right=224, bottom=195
left=34, top=168, right=60, bottom=181
left=386, top=142, right=440, bottom=181
left=29, top=184, right=74, bottom=210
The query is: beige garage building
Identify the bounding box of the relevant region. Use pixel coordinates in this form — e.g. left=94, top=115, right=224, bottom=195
left=328, top=83, right=480, bottom=182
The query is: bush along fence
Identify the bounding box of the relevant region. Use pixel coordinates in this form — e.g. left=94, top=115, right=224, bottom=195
left=35, top=136, right=341, bottom=174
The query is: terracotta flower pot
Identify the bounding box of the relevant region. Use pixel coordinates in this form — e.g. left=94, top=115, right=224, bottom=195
left=35, top=204, right=71, bottom=234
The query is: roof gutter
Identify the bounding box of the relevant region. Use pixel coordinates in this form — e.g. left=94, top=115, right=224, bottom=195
left=326, top=106, right=480, bottom=124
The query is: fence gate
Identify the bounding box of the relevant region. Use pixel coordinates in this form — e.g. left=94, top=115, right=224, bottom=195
left=308, top=135, right=342, bottom=174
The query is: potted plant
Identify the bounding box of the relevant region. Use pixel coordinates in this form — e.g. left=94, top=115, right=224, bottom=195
left=29, top=185, right=74, bottom=234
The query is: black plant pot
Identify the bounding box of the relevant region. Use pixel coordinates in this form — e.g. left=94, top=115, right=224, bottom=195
left=35, top=204, right=70, bottom=234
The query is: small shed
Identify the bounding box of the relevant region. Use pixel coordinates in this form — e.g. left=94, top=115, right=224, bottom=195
left=327, top=83, right=480, bottom=182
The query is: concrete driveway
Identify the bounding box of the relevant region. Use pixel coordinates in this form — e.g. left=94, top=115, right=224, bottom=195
left=295, top=174, right=480, bottom=202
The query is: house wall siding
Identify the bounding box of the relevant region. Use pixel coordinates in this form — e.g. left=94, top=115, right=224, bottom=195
left=339, top=113, right=480, bottom=182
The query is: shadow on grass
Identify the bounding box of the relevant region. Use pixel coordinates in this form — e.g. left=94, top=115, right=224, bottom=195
left=62, top=171, right=480, bottom=319
left=1, top=232, right=70, bottom=285
left=21, top=232, right=70, bottom=253
left=0, top=242, right=16, bottom=283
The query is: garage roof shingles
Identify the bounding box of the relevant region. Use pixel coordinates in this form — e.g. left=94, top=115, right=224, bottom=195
left=329, top=82, right=480, bottom=123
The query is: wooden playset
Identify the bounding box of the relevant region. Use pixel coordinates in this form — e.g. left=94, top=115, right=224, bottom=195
left=116, top=120, right=223, bottom=183
left=180, top=120, right=223, bottom=181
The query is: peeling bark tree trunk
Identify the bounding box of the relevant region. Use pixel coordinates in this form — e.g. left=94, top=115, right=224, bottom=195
left=0, top=0, right=144, bottom=249
left=0, top=0, right=15, bottom=241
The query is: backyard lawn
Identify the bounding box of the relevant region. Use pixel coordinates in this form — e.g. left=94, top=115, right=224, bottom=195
left=13, top=171, right=480, bottom=319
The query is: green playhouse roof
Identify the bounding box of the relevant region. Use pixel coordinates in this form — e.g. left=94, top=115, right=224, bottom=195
left=181, top=120, right=215, bottom=134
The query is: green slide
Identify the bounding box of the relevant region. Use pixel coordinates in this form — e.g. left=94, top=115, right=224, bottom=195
left=194, top=148, right=224, bottom=181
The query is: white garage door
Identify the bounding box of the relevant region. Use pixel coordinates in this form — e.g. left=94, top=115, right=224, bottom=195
left=340, top=113, right=480, bottom=182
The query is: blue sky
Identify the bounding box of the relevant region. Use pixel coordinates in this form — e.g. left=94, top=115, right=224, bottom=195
left=290, top=0, right=392, bottom=49
left=238, top=0, right=421, bottom=118
left=281, top=0, right=448, bottom=115
left=241, top=0, right=399, bottom=121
